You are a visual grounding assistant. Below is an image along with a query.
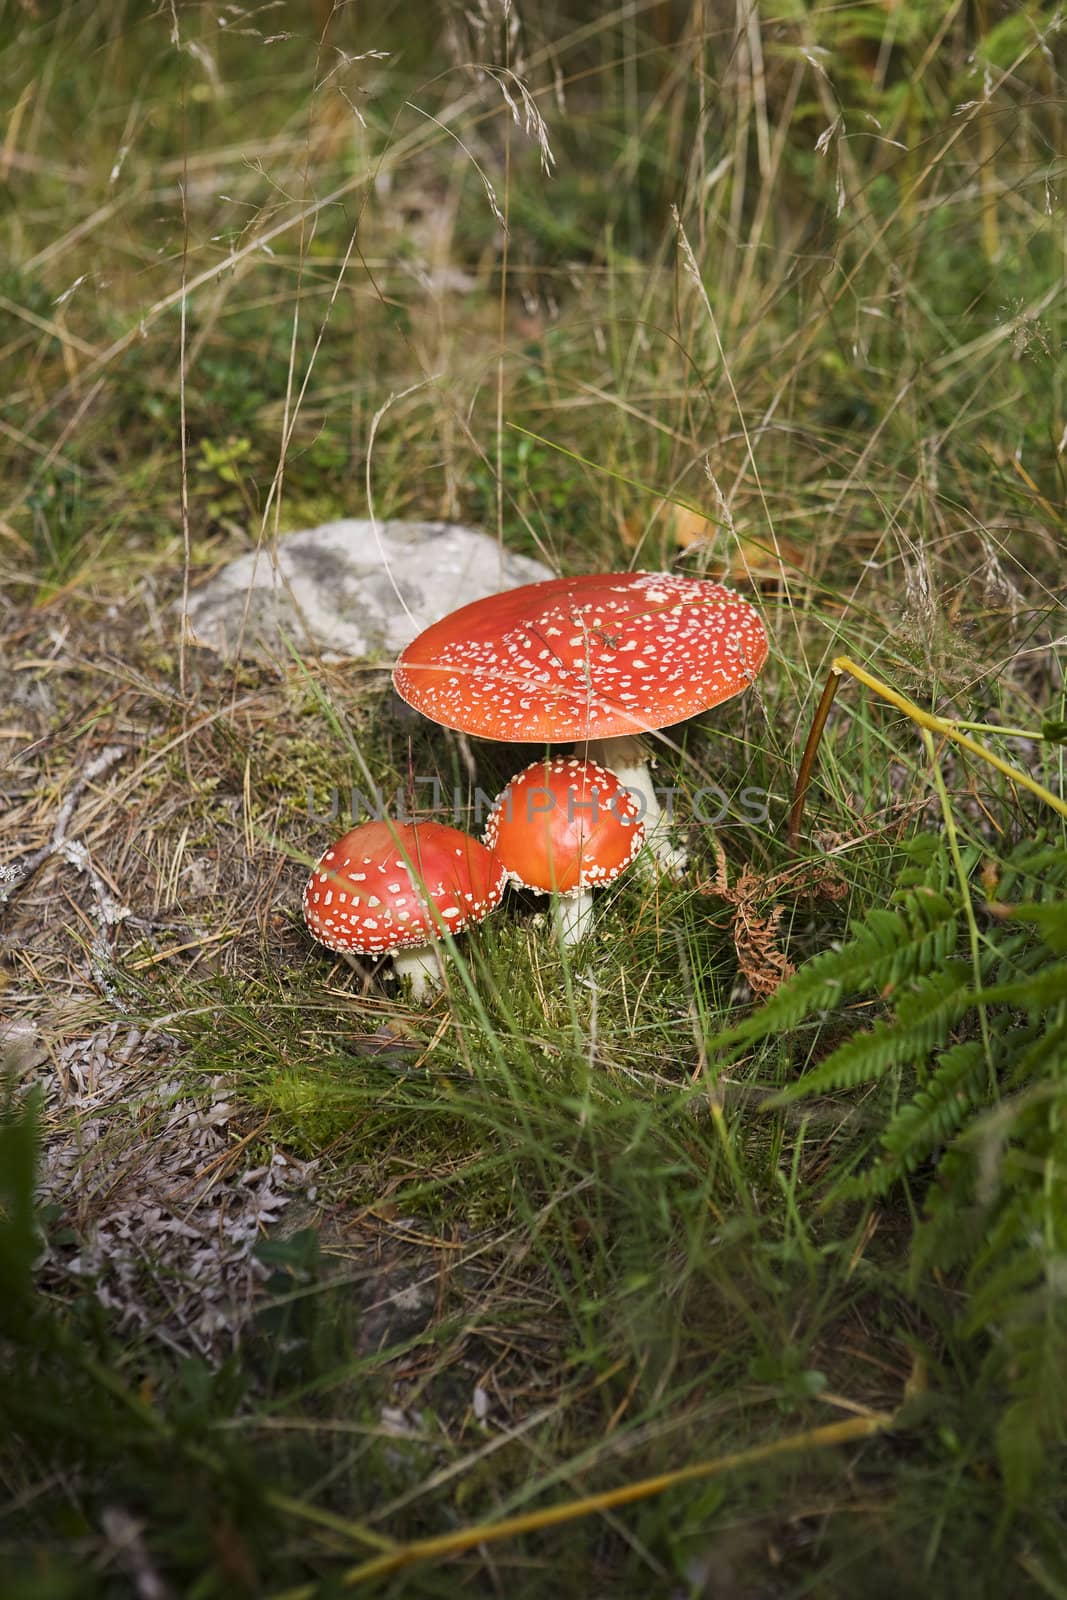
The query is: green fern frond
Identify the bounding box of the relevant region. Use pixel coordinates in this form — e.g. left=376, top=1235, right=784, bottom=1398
left=1005, top=1016, right=1067, bottom=1089
left=714, top=886, right=960, bottom=1051
left=717, top=833, right=1067, bottom=1504
left=1004, top=901, right=1067, bottom=949
left=878, top=1038, right=987, bottom=1159
left=909, top=1147, right=985, bottom=1277
left=993, top=841, right=1067, bottom=901
left=979, top=960, right=1067, bottom=1010
left=996, top=1397, right=1055, bottom=1507
left=831, top=1039, right=988, bottom=1202
left=770, top=964, right=973, bottom=1105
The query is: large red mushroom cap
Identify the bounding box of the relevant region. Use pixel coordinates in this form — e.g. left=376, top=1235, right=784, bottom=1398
left=393, top=571, right=768, bottom=742
left=302, top=820, right=506, bottom=956
left=483, top=757, right=644, bottom=894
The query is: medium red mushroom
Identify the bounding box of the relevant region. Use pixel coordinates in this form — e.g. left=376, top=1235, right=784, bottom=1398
left=393, top=570, right=768, bottom=872
left=302, top=819, right=506, bottom=1000
left=483, top=756, right=644, bottom=942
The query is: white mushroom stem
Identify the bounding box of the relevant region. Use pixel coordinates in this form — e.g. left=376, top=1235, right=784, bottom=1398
left=555, top=887, right=594, bottom=947
left=392, top=944, right=444, bottom=1002
left=584, top=736, right=688, bottom=879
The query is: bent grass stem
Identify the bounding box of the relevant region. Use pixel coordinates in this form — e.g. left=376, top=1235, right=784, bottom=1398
left=789, top=655, right=1067, bottom=845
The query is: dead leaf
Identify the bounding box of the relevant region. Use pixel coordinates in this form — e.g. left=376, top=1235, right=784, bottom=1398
left=700, top=845, right=848, bottom=1000
left=703, top=842, right=795, bottom=1000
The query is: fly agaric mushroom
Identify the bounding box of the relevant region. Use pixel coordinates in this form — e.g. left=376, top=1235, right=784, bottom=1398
left=302, top=820, right=506, bottom=1001
left=393, top=571, right=768, bottom=873
left=483, top=756, right=644, bottom=943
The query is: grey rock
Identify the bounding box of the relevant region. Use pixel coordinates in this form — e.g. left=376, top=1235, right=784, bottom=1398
left=184, top=519, right=554, bottom=661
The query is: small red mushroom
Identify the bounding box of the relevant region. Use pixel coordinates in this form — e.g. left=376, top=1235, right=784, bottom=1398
left=302, top=820, right=506, bottom=999
left=393, top=571, right=768, bottom=872
left=483, top=757, right=644, bottom=942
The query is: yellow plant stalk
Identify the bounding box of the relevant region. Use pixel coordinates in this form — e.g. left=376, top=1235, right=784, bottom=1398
left=271, top=1411, right=894, bottom=1594
left=832, top=656, right=1067, bottom=821
left=790, top=655, right=1067, bottom=845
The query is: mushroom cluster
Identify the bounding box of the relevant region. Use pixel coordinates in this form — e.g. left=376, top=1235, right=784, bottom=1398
left=302, top=570, right=767, bottom=993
